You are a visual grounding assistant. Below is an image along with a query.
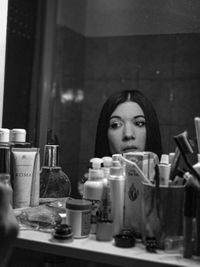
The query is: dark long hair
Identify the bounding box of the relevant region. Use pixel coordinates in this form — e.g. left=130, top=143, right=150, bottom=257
left=94, top=90, right=162, bottom=159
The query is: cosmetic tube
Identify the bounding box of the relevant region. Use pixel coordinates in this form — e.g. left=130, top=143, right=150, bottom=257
left=12, top=147, right=40, bottom=208
left=158, top=154, right=171, bottom=186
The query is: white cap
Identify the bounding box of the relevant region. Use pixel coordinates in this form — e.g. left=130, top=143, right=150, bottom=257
left=89, top=158, right=104, bottom=180
left=0, top=128, right=10, bottom=143
left=102, top=156, right=112, bottom=167
left=90, top=158, right=103, bottom=169
left=160, top=154, right=169, bottom=165
left=112, top=154, right=122, bottom=161
left=11, top=128, right=26, bottom=142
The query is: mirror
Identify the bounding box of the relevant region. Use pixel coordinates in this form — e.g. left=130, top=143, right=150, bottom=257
left=3, top=0, right=200, bottom=197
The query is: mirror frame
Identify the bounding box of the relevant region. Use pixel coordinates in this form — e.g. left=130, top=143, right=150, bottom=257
left=0, top=0, right=9, bottom=127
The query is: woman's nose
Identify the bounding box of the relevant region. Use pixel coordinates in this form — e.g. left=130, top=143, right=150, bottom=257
left=123, top=123, right=135, bottom=140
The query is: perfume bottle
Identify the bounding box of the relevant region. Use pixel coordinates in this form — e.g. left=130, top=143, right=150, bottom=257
left=40, top=144, right=71, bottom=201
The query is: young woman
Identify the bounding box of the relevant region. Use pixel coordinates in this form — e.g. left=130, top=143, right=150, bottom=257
left=95, top=89, right=162, bottom=159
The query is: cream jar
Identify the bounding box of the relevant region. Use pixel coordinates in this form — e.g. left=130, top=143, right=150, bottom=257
left=66, top=198, right=92, bottom=238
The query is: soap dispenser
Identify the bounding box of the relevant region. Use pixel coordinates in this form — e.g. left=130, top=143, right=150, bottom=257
left=40, top=132, right=71, bottom=202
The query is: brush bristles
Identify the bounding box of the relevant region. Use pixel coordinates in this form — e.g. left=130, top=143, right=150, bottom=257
left=174, top=131, right=193, bottom=155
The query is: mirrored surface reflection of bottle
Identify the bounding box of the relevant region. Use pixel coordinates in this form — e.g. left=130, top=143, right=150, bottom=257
left=40, top=144, right=71, bottom=202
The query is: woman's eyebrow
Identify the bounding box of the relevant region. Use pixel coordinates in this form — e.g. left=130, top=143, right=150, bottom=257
left=110, top=115, right=145, bottom=120
left=134, top=115, right=145, bottom=119
left=109, top=115, right=121, bottom=120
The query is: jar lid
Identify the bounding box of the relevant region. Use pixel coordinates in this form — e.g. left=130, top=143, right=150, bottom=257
left=66, top=198, right=92, bottom=210
left=11, top=128, right=26, bottom=142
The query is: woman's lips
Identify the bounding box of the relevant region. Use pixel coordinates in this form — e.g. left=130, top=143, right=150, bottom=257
left=122, top=146, right=138, bottom=153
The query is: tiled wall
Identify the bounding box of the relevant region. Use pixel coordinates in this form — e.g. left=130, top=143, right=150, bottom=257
left=54, top=27, right=200, bottom=197
left=53, top=26, right=85, bottom=197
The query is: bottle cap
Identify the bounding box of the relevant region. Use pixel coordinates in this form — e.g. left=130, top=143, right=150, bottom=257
left=160, top=154, right=169, bottom=165
left=102, top=156, right=112, bottom=167
left=11, top=128, right=26, bottom=142
left=112, top=154, right=122, bottom=161
left=0, top=128, right=10, bottom=143
left=90, top=158, right=103, bottom=169
left=43, top=145, right=59, bottom=167
left=66, top=198, right=92, bottom=210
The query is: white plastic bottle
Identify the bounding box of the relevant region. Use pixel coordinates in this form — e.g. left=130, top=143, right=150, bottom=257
left=102, top=156, right=112, bottom=183
left=83, top=157, right=104, bottom=234
left=108, top=160, right=125, bottom=236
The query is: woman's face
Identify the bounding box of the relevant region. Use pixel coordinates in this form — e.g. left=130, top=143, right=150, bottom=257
left=107, top=101, right=146, bottom=155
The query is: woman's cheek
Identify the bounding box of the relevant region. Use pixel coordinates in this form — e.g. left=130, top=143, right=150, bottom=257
left=108, top=131, right=121, bottom=154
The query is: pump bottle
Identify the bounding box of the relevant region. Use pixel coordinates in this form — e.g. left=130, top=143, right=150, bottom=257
left=83, top=158, right=104, bottom=234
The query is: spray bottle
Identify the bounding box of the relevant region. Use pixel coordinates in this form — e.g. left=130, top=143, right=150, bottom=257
left=83, top=157, right=104, bottom=234
left=108, top=159, right=125, bottom=236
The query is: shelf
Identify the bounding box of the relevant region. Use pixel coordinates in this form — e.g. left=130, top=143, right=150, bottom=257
left=13, top=230, right=200, bottom=267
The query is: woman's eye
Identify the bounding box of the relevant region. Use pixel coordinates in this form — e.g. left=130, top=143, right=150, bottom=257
left=109, top=121, right=122, bottom=129
left=135, top=120, right=146, bottom=127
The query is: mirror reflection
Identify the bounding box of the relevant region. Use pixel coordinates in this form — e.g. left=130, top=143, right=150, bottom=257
left=3, top=0, right=200, bottom=197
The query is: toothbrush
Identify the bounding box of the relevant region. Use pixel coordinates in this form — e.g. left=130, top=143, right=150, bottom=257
left=174, top=131, right=200, bottom=183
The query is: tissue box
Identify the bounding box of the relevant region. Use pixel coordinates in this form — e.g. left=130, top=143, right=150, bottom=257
left=123, top=152, right=158, bottom=235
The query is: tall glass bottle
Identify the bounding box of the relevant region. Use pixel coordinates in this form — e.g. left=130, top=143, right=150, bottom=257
left=40, top=144, right=71, bottom=202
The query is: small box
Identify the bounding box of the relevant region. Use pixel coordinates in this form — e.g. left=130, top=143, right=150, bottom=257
left=123, top=152, right=158, bottom=235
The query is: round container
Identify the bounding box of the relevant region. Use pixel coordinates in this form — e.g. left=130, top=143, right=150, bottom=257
left=66, top=198, right=92, bottom=238
left=11, top=128, right=26, bottom=142
left=0, top=128, right=10, bottom=143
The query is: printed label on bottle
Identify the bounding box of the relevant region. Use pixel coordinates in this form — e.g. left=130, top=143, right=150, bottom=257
left=85, top=199, right=101, bottom=233
left=81, top=210, right=91, bottom=236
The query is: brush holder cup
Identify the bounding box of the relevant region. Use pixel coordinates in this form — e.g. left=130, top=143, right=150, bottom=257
left=142, top=183, right=184, bottom=249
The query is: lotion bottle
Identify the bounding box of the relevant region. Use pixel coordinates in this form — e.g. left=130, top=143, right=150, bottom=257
left=83, top=157, right=104, bottom=234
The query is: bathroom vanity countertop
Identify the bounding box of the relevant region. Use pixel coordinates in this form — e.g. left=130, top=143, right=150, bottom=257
left=14, top=230, right=200, bottom=267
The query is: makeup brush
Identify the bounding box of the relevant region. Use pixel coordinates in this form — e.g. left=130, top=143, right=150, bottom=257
left=174, top=131, right=200, bottom=183
left=169, top=147, right=181, bottom=181
left=194, top=117, right=200, bottom=154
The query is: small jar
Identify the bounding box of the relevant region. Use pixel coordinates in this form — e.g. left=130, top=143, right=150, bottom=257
left=66, top=198, right=92, bottom=238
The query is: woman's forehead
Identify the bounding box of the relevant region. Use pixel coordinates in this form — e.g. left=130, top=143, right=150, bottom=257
left=111, top=101, right=144, bottom=117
